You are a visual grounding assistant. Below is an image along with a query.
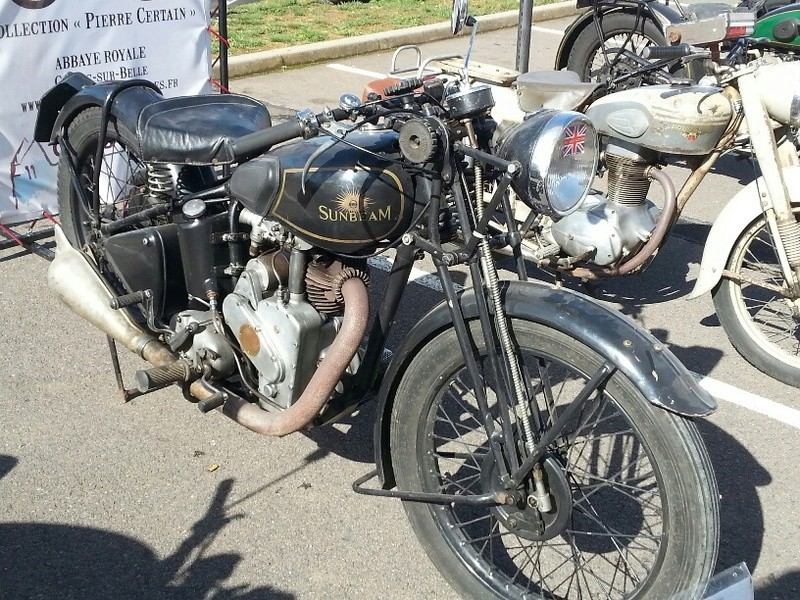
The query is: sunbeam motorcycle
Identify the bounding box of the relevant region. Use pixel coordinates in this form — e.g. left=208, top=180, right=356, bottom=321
left=34, top=2, right=721, bottom=596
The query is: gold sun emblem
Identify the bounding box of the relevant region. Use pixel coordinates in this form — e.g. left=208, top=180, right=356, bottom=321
left=337, top=186, right=372, bottom=215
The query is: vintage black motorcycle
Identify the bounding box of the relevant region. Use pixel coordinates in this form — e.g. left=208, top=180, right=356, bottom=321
left=34, top=10, right=720, bottom=597
left=556, top=0, right=800, bottom=90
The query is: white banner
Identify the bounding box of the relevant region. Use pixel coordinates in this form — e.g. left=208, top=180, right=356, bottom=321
left=0, top=0, right=213, bottom=224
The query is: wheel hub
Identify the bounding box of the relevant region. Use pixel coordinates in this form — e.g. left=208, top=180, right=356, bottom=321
left=481, top=453, right=572, bottom=541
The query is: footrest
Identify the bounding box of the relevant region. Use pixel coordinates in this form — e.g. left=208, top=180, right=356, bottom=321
left=198, top=391, right=227, bottom=413
left=133, top=360, right=189, bottom=393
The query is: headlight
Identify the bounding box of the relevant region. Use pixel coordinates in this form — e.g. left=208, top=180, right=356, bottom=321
left=497, top=110, right=598, bottom=216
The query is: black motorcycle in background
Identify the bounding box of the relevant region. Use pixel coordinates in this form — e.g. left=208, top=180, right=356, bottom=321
left=33, top=1, right=720, bottom=595
left=556, top=0, right=800, bottom=89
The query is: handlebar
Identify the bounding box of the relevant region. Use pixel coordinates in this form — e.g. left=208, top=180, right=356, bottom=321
left=229, top=107, right=350, bottom=162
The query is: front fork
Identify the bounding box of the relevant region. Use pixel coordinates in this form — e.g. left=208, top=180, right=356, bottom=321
left=738, top=73, right=800, bottom=302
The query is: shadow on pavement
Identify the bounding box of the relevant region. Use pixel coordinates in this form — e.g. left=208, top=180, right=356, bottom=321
left=0, top=474, right=296, bottom=600
left=695, top=421, right=770, bottom=578
left=756, top=569, right=800, bottom=600
left=0, top=454, right=17, bottom=480
left=584, top=221, right=710, bottom=308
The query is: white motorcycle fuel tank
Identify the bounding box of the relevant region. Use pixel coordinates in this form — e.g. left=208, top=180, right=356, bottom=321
left=585, top=85, right=733, bottom=155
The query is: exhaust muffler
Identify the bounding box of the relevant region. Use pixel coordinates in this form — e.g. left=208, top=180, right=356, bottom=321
left=48, top=225, right=176, bottom=367
left=47, top=226, right=368, bottom=434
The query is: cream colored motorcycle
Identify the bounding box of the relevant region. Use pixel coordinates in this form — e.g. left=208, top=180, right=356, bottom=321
left=380, top=18, right=800, bottom=387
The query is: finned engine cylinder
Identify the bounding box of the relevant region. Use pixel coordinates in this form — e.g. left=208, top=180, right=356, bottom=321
left=606, top=152, right=651, bottom=206
left=306, top=257, right=370, bottom=316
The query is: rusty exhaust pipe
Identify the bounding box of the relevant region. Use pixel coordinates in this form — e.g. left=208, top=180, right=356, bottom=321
left=221, top=277, right=369, bottom=437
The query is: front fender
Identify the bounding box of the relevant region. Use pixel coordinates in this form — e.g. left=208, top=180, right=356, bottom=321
left=373, top=279, right=716, bottom=488
left=687, top=166, right=800, bottom=299
left=554, top=2, right=679, bottom=70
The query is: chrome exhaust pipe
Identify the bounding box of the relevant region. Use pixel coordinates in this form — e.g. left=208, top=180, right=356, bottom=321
left=48, top=225, right=176, bottom=366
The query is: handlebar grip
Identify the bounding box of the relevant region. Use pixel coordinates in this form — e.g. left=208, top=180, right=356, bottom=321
left=229, top=108, right=352, bottom=162
left=642, top=43, right=692, bottom=60
left=229, top=119, right=304, bottom=161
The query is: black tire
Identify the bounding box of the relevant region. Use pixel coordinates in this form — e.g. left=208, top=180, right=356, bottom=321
left=713, top=206, right=800, bottom=387
left=57, top=107, right=151, bottom=251
left=390, top=319, right=719, bottom=599
left=566, top=13, right=667, bottom=88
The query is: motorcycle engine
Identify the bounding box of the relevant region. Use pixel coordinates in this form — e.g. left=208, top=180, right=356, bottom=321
left=221, top=250, right=368, bottom=411
left=547, top=143, right=661, bottom=266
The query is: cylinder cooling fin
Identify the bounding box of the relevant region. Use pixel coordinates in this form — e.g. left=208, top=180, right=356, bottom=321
left=605, top=153, right=651, bottom=206
left=305, top=256, right=370, bottom=316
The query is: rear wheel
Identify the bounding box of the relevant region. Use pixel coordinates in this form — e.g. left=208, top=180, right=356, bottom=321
left=390, top=319, right=719, bottom=599
left=57, top=107, right=155, bottom=251
left=566, top=13, right=667, bottom=89
left=713, top=206, right=800, bottom=387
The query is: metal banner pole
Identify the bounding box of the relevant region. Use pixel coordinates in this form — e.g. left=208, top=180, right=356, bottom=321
left=219, top=0, right=230, bottom=92
left=516, top=0, right=534, bottom=72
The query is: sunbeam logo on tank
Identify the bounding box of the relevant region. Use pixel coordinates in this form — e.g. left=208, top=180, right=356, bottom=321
left=562, top=124, right=587, bottom=157
left=11, top=0, right=58, bottom=9
left=318, top=185, right=392, bottom=222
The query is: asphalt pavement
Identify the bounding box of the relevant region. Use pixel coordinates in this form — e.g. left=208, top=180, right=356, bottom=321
left=1, top=8, right=799, bottom=600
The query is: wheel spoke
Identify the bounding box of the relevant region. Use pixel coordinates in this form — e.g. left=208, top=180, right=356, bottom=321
left=437, top=400, right=661, bottom=596
left=397, top=321, right=707, bottom=599
left=723, top=210, right=800, bottom=366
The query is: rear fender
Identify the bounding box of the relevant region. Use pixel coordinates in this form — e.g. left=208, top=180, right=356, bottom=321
left=373, top=280, right=716, bottom=488
left=35, top=75, right=163, bottom=143
left=688, top=166, right=800, bottom=299
left=554, top=2, right=680, bottom=70
left=34, top=73, right=94, bottom=142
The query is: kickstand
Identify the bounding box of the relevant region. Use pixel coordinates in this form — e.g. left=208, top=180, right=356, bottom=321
left=106, top=335, right=144, bottom=403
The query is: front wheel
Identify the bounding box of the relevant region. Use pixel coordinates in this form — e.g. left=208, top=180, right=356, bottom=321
left=565, top=13, right=667, bottom=89
left=713, top=206, right=800, bottom=387
left=390, top=319, right=719, bottom=599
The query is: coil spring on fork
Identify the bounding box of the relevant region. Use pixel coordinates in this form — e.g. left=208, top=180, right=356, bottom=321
left=473, top=165, right=538, bottom=454
left=777, top=217, right=800, bottom=270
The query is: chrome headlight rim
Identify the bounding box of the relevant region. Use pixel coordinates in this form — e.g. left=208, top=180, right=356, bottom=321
left=528, top=111, right=598, bottom=217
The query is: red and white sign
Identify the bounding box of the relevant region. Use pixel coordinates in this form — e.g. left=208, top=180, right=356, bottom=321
left=0, top=0, right=212, bottom=224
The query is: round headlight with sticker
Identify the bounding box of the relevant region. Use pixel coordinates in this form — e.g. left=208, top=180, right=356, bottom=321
left=497, top=110, right=598, bottom=216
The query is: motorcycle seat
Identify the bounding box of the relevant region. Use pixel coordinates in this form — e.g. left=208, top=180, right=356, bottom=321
left=138, top=94, right=272, bottom=165
left=684, top=2, right=737, bottom=19
left=516, top=70, right=601, bottom=112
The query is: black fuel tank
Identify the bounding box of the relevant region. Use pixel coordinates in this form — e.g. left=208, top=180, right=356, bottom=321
left=230, top=129, right=417, bottom=255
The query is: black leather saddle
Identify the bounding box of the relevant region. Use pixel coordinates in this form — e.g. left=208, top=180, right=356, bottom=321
left=137, top=94, right=272, bottom=166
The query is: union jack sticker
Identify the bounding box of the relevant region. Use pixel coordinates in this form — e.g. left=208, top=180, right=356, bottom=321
left=562, top=124, right=587, bottom=157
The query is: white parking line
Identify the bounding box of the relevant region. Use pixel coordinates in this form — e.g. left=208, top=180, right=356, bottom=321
left=368, top=255, right=800, bottom=428
left=694, top=375, right=800, bottom=429
left=531, top=25, right=566, bottom=36
left=328, top=63, right=386, bottom=79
